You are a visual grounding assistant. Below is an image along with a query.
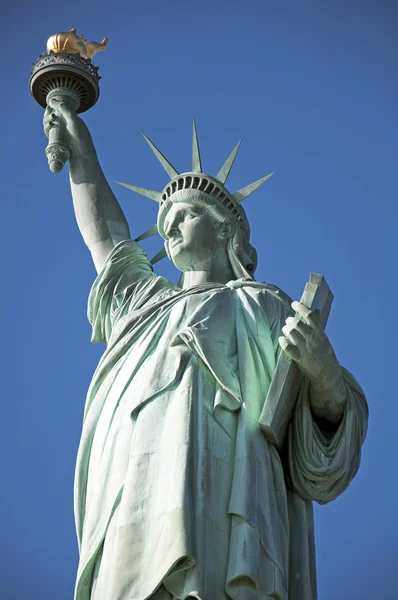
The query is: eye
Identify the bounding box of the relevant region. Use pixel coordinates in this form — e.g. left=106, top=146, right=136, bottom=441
left=185, top=210, right=200, bottom=219
left=167, top=226, right=179, bottom=238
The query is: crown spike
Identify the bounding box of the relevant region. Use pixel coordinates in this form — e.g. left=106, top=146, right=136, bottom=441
left=150, top=247, right=168, bottom=265
left=232, top=172, right=274, bottom=203
left=115, top=181, right=162, bottom=202
left=192, top=119, right=202, bottom=173
left=134, top=224, right=158, bottom=242
left=216, top=140, right=242, bottom=184
left=141, top=131, right=179, bottom=179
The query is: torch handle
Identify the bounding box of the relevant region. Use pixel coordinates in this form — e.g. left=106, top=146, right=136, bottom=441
left=45, top=88, right=79, bottom=174
left=45, top=116, right=70, bottom=173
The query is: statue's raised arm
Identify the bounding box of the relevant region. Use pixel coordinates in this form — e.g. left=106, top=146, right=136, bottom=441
left=43, top=100, right=130, bottom=273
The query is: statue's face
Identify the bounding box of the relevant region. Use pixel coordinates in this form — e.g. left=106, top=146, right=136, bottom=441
left=164, top=202, right=222, bottom=271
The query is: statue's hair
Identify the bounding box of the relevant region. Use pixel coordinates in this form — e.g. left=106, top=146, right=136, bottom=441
left=166, top=189, right=234, bottom=228
left=161, top=189, right=258, bottom=281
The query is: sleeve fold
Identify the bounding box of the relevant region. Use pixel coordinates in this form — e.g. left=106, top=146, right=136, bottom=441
left=288, top=368, right=368, bottom=504
left=87, top=240, right=157, bottom=344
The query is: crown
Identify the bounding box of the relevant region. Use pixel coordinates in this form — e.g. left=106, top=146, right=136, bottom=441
left=116, top=121, right=274, bottom=265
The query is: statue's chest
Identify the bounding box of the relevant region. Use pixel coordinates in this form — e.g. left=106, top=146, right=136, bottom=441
left=165, top=287, right=238, bottom=344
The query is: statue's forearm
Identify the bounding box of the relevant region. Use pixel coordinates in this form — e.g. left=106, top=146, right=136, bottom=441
left=309, top=376, right=347, bottom=425
left=69, top=150, right=130, bottom=272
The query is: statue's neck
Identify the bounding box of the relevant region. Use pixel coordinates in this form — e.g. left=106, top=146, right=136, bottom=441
left=181, top=250, right=235, bottom=290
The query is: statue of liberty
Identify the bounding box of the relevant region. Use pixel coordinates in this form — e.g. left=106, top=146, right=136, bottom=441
left=43, top=97, right=368, bottom=600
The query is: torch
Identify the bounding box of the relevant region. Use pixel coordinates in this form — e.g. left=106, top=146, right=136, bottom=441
left=29, top=29, right=107, bottom=173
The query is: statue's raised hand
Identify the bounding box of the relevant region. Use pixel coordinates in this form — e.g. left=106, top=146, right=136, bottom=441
left=43, top=98, right=95, bottom=161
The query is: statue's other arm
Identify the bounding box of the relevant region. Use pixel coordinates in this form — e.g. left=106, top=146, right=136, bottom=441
left=44, top=99, right=130, bottom=273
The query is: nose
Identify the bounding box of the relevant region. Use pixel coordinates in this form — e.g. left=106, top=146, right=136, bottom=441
left=167, top=214, right=183, bottom=238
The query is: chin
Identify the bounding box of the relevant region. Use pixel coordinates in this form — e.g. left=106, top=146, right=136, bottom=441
left=170, top=253, right=187, bottom=271
left=170, top=245, right=189, bottom=265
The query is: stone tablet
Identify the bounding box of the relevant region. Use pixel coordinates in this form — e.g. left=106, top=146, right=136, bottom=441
left=259, top=273, right=333, bottom=448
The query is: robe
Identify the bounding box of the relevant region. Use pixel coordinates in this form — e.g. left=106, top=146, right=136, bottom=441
left=73, top=240, right=368, bottom=600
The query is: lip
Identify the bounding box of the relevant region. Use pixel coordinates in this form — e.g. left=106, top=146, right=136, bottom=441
left=171, top=238, right=183, bottom=248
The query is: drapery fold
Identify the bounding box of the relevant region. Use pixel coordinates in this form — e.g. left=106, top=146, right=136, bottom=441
left=289, top=370, right=368, bottom=504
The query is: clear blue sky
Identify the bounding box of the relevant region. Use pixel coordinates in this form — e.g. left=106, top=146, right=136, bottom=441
left=1, top=1, right=397, bottom=598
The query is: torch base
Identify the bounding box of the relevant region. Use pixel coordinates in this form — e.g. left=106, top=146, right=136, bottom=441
left=29, top=51, right=100, bottom=114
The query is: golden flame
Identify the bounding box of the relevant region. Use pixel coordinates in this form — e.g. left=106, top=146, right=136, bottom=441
left=46, top=28, right=108, bottom=60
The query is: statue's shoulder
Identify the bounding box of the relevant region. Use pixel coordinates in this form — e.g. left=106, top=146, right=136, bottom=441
left=227, top=278, right=292, bottom=309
